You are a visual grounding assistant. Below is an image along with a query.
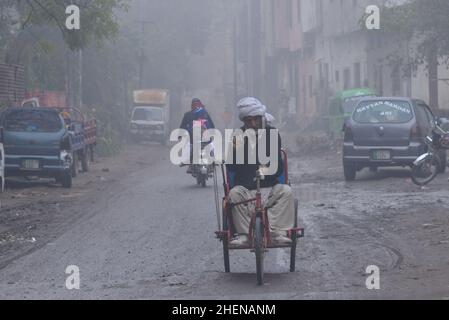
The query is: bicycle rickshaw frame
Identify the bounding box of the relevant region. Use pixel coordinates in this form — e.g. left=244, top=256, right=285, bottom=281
left=215, top=150, right=304, bottom=285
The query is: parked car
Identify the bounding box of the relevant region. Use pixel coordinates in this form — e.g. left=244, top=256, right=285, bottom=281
left=0, top=108, right=75, bottom=188
left=21, top=91, right=97, bottom=175
left=343, top=97, right=447, bottom=181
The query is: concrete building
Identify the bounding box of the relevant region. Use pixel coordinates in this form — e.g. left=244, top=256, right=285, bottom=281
left=233, top=0, right=449, bottom=132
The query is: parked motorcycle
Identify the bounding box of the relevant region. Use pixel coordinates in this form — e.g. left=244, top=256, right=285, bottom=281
left=411, top=120, right=449, bottom=186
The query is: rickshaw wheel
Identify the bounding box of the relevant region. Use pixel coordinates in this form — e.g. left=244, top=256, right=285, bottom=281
left=222, top=208, right=230, bottom=273
left=290, top=199, right=299, bottom=272
left=255, top=216, right=264, bottom=285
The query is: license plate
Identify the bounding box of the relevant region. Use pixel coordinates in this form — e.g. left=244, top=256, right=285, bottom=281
left=21, top=159, right=40, bottom=170
left=372, top=150, right=391, bottom=161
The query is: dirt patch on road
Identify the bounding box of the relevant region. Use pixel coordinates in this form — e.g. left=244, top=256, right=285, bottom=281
left=0, top=144, right=168, bottom=270
left=290, top=148, right=449, bottom=298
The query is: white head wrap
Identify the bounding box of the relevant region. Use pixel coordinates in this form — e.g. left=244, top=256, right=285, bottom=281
left=237, top=97, right=267, bottom=121
left=265, top=113, right=275, bottom=126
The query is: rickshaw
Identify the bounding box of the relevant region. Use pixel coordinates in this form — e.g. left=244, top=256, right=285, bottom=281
left=213, top=150, right=304, bottom=286
left=328, top=88, right=377, bottom=139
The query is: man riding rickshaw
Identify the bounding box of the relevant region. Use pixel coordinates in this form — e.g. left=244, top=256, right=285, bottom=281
left=214, top=97, right=304, bottom=285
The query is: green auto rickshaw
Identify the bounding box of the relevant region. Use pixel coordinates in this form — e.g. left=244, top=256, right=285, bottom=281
left=328, top=88, right=377, bottom=138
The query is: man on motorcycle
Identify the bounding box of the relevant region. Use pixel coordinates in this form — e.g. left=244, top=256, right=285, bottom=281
left=226, top=97, right=295, bottom=246
left=179, top=98, right=215, bottom=173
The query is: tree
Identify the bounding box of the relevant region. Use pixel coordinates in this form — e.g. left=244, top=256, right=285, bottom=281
left=14, top=0, right=128, bottom=50
left=382, top=0, right=449, bottom=110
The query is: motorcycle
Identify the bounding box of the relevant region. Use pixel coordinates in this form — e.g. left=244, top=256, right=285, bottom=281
left=181, top=141, right=214, bottom=187
left=411, top=120, right=449, bottom=186
left=191, top=146, right=214, bottom=187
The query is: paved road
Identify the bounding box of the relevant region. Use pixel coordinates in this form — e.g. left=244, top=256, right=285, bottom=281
left=0, top=144, right=448, bottom=299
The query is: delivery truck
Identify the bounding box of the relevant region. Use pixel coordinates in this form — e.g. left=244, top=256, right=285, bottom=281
left=129, top=89, right=170, bottom=144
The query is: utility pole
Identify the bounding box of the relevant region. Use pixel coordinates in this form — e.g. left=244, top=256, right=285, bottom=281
left=136, top=19, right=155, bottom=89
left=78, top=49, right=82, bottom=109
left=136, top=0, right=155, bottom=89
left=233, top=19, right=238, bottom=105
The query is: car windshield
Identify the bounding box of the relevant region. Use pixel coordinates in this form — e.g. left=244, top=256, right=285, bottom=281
left=353, top=100, right=413, bottom=123
left=4, top=110, right=63, bottom=133
left=132, top=108, right=163, bottom=121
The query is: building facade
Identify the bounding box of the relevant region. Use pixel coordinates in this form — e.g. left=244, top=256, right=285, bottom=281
left=235, top=0, right=449, bottom=132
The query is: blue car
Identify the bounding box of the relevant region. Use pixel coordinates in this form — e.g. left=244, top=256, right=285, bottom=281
left=0, top=108, right=74, bottom=188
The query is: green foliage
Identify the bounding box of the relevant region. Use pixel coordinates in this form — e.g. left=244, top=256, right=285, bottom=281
left=1, top=0, right=223, bottom=158
left=16, top=0, right=128, bottom=50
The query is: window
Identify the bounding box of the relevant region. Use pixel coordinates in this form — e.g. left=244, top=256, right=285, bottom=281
left=353, top=100, right=413, bottom=124
left=132, top=108, right=163, bottom=121
left=417, top=102, right=436, bottom=130
left=344, top=68, right=351, bottom=90
left=354, top=62, right=361, bottom=87
left=414, top=104, right=433, bottom=135
left=4, top=110, right=63, bottom=133
left=392, top=66, right=401, bottom=95
left=309, top=75, right=313, bottom=98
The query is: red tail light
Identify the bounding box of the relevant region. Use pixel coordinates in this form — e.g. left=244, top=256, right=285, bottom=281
left=410, top=124, right=421, bottom=139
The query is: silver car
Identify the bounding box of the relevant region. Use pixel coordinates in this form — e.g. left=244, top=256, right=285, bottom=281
left=343, top=97, right=447, bottom=181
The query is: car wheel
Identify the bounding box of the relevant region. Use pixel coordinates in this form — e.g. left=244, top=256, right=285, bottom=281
left=344, top=161, right=357, bottom=181
left=81, top=148, right=90, bottom=172
left=61, top=171, right=72, bottom=188
left=71, top=152, right=78, bottom=178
